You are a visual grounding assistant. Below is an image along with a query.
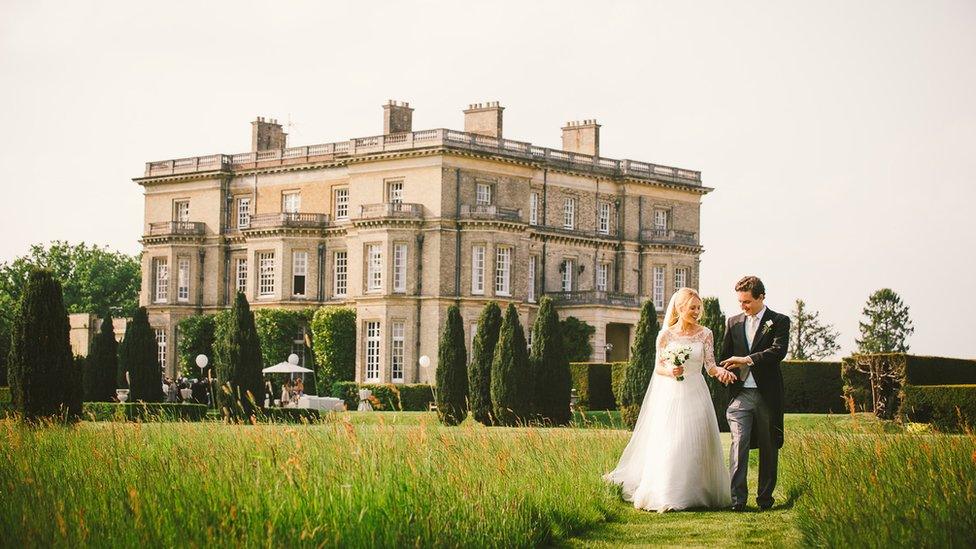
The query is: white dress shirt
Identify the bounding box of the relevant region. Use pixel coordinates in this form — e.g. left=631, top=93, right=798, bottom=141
left=742, top=306, right=766, bottom=388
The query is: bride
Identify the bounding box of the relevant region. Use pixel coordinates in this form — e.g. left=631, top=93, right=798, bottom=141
left=604, top=288, right=735, bottom=512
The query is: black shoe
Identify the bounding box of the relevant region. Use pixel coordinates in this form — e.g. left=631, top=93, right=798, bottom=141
left=731, top=503, right=746, bottom=512
left=757, top=502, right=773, bottom=511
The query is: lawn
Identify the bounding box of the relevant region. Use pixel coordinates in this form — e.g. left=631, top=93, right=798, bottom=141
left=1, top=412, right=973, bottom=548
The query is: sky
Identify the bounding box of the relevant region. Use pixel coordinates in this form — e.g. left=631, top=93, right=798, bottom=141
left=1, top=0, right=973, bottom=358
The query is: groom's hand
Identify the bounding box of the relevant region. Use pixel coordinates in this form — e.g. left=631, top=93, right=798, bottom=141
left=720, top=356, right=750, bottom=369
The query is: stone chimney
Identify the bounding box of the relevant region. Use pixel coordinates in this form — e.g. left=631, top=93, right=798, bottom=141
left=463, top=101, right=504, bottom=138
left=251, top=117, right=287, bottom=152
left=561, top=119, right=601, bottom=157
left=383, top=100, right=414, bottom=134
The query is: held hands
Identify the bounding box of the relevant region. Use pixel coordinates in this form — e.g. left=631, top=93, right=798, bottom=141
left=712, top=368, right=736, bottom=385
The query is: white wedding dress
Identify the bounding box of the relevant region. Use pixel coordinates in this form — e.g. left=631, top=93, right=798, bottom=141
left=604, top=326, right=732, bottom=512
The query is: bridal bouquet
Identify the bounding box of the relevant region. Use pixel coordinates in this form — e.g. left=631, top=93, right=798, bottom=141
left=663, top=343, right=693, bottom=381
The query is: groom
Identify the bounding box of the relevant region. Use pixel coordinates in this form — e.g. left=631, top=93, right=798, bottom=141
left=719, top=276, right=790, bottom=512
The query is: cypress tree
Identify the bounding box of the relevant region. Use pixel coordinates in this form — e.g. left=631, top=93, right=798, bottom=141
left=530, top=296, right=572, bottom=425
left=620, top=299, right=659, bottom=428
left=216, top=292, right=264, bottom=419
left=700, top=297, right=729, bottom=431
left=490, top=304, right=531, bottom=426
left=126, top=307, right=163, bottom=403
left=83, top=313, right=119, bottom=402
left=436, top=304, right=468, bottom=425
left=469, top=302, right=501, bottom=425
left=7, top=269, right=75, bottom=420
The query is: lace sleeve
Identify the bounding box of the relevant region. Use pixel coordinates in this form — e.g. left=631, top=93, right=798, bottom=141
left=702, top=328, right=718, bottom=376
left=655, top=329, right=672, bottom=376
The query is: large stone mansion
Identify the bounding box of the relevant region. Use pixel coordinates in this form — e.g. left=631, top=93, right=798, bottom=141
left=137, top=101, right=710, bottom=383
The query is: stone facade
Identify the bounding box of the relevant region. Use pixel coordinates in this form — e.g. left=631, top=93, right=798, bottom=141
left=136, top=102, right=711, bottom=382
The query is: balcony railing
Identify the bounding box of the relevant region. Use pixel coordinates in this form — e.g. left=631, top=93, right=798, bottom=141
left=143, top=128, right=702, bottom=186
left=640, top=228, right=698, bottom=245
left=147, top=221, right=206, bottom=236
left=460, top=204, right=522, bottom=222
left=245, top=212, right=330, bottom=229
left=546, top=290, right=640, bottom=308
left=358, top=202, right=423, bottom=219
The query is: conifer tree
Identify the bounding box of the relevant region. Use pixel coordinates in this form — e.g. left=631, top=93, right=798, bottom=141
left=490, top=304, right=531, bottom=426
left=436, top=305, right=468, bottom=425
left=126, top=307, right=163, bottom=403
left=530, top=296, right=572, bottom=425
left=216, top=292, right=264, bottom=419
left=83, top=313, right=119, bottom=402
left=620, top=299, right=659, bottom=428
left=7, top=269, right=75, bottom=419
left=469, top=302, right=501, bottom=425
left=700, top=297, right=729, bottom=431
left=857, top=288, right=913, bottom=353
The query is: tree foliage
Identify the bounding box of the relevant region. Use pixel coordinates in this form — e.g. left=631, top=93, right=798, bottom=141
left=254, top=308, right=317, bottom=393
left=490, top=304, right=531, bottom=426
left=560, top=316, right=595, bottom=362
left=789, top=298, right=841, bottom=360
left=856, top=288, right=913, bottom=354
left=620, top=299, right=659, bottom=428
left=310, top=307, right=356, bottom=395
left=436, top=305, right=468, bottom=425
left=7, top=269, right=76, bottom=419
left=124, top=307, right=163, bottom=403
left=530, top=296, right=572, bottom=425
left=469, top=302, right=501, bottom=425
left=215, top=293, right=264, bottom=419
left=83, top=313, right=119, bottom=402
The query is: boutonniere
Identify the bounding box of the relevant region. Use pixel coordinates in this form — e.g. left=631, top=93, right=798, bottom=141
left=762, top=319, right=774, bottom=335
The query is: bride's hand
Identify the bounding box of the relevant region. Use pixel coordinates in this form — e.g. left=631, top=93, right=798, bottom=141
left=672, top=366, right=684, bottom=378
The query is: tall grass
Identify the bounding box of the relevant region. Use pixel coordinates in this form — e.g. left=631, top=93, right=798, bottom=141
left=783, top=426, right=976, bottom=548
left=0, top=417, right=626, bottom=548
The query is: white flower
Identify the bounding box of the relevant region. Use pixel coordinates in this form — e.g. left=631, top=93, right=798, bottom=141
left=762, top=319, right=774, bottom=335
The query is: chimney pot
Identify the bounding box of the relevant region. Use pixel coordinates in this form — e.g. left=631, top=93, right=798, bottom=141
left=252, top=116, right=287, bottom=152
left=383, top=99, right=414, bottom=134
left=561, top=118, right=600, bottom=156
left=463, top=101, right=505, bottom=138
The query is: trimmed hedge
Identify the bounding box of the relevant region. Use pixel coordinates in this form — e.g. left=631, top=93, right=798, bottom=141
left=900, top=384, right=976, bottom=433
left=331, top=382, right=435, bottom=412
left=782, top=361, right=845, bottom=413
left=569, top=363, right=614, bottom=411
left=83, top=402, right=209, bottom=422
left=257, top=408, right=321, bottom=423
left=611, top=362, right=627, bottom=409
left=843, top=354, right=976, bottom=418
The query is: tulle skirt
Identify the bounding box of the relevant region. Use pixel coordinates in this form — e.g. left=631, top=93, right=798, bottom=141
left=605, top=372, right=731, bottom=512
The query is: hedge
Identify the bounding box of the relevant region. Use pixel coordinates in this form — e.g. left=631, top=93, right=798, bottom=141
left=782, top=361, right=845, bottom=413
left=331, top=382, right=435, bottom=412
left=0, top=386, right=11, bottom=417
left=256, top=408, right=321, bottom=423
left=611, top=362, right=628, bottom=409
left=900, top=384, right=976, bottom=433
left=843, top=354, right=976, bottom=419
left=82, top=402, right=209, bottom=422
left=569, top=363, right=614, bottom=411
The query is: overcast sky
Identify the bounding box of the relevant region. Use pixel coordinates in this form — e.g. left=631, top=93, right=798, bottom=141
left=1, top=0, right=973, bottom=358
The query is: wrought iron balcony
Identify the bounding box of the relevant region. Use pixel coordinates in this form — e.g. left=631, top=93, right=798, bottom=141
left=147, top=221, right=206, bottom=236
left=640, top=228, right=698, bottom=245
left=358, top=202, right=423, bottom=219
left=460, top=204, right=522, bottom=222
left=245, top=212, right=330, bottom=229
left=546, top=290, right=639, bottom=308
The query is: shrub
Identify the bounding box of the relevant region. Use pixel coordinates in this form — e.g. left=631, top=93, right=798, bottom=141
left=176, top=314, right=215, bottom=379
left=531, top=297, right=572, bottom=425
left=124, top=307, right=163, bottom=403
left=569, top=363, right=614, bottom=411
left=610, top=361, right=627, bottom=409
left=843, top=354, right=976, bottom=419
left=469, top=302, right=502, bottom=425
left=436, top=305, right=468, bottom=425
left=82, top=402, right=208, bottom=422
left=215, top=293, right=264, bottom=419
left=0, top=386, right=11, bottom=417
left=398, top=384, right=435, bottom=411
left=560, top=316, right=595, bottom=363
left=311, top=307, right=356, bottom=394
left=900, top=384, right=976, bottom=432
left=256, top=407, right=321, bottom=423
left=620, top=300, right=658, bottom=428
left=83, top=313, right=119, bottom=402
left=490, top=304, right=531, bottom=426
left=782, top=360, right=845, bottom=413
left=7, top=269, right=76, bottom=420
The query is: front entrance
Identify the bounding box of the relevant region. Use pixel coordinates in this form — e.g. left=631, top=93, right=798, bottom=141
left=605, top=323, right=631, bottom=362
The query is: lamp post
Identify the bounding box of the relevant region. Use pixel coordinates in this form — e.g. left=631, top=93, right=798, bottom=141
left=196, top=354, right=211, bottom=408
left=418, top=355, right=435, bottom=411
left=604, top=342, right=614, bottom=362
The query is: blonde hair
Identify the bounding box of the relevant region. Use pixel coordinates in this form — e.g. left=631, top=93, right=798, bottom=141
left=662, top=287, right=703, bottom=328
